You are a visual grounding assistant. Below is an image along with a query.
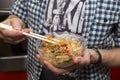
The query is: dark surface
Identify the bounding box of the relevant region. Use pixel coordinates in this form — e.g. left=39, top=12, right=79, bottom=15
left=40, top=67, right=75, bottom=80
left=0, top=55, right=27, bottom=72
left=0, top=0, right=15, bottom=10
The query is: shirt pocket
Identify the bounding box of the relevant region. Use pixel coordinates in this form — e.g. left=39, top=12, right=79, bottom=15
left=93, top=0, right=120, bottom=25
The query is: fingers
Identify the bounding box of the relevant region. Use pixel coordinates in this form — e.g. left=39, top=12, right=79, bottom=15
left=1, top=30, right=26, bottom=44
left=1, top=29, right=22, bottom=37
left=0, top=28, right=32, bottom=44
left=11, top=18, right=24, bottom=30
left=36, top=54, right=45, bottom=66
left=2, top=17, right=23, bottom=30
left=36, top=54, right=69, bottom=74
left=0, top=16, right=34, bottom=44
left=44, top=61, right=69, bottom=74
left=73, top=49, right=90, bottom=66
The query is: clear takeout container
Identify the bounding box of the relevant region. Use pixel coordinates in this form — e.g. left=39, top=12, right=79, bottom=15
left=36, top=32, right=86, bottom=68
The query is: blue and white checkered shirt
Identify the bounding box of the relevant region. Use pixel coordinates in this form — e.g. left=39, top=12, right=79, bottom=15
left=11, top=0, right=120, bottom=80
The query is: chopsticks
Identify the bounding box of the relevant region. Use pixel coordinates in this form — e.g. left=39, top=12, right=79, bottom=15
left=23, top=32, right=57, bottom=44
left=0, top=23, right=13, bottom=30
left=0, top=23, right=57, bottom=44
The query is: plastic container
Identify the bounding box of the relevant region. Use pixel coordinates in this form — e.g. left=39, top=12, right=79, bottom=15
left=36, top=32, right=86, bottom=68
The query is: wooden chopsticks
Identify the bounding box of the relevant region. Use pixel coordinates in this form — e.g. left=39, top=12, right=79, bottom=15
left=0, top=23, right=57, bottom=44
left=0, top=23, right=13, bottom=30
left=22, top=32, right=57, bottom=44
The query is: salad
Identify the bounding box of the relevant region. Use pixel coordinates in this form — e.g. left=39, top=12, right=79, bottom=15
left=36, top=33, right=85, bottom=68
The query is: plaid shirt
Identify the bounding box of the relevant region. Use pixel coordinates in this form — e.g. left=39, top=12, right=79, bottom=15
left=11, top=0, right=120, bottom=80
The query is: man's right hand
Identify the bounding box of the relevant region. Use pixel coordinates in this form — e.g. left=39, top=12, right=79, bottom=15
left=0, top=15, right=32, bottom=44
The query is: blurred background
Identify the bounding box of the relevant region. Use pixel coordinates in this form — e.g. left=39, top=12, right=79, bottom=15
left=0, top=0, right=27, bottom=57
left=0, top=0, right=120, bottom=80
left=0, top=0, right=27, bottom=80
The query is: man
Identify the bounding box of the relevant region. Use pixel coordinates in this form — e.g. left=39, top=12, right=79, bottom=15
left=0, top=0, right=120, bottom=80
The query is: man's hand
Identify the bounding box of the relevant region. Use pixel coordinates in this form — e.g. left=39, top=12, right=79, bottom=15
left=36, top=49, right=98, bottom=74
left=0, top=15, right=32, bottom=44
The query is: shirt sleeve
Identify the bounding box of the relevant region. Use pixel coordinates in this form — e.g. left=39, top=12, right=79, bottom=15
left=10, top=0, right=28, bottom=24
left=114, top=13, right=120, bottom=47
